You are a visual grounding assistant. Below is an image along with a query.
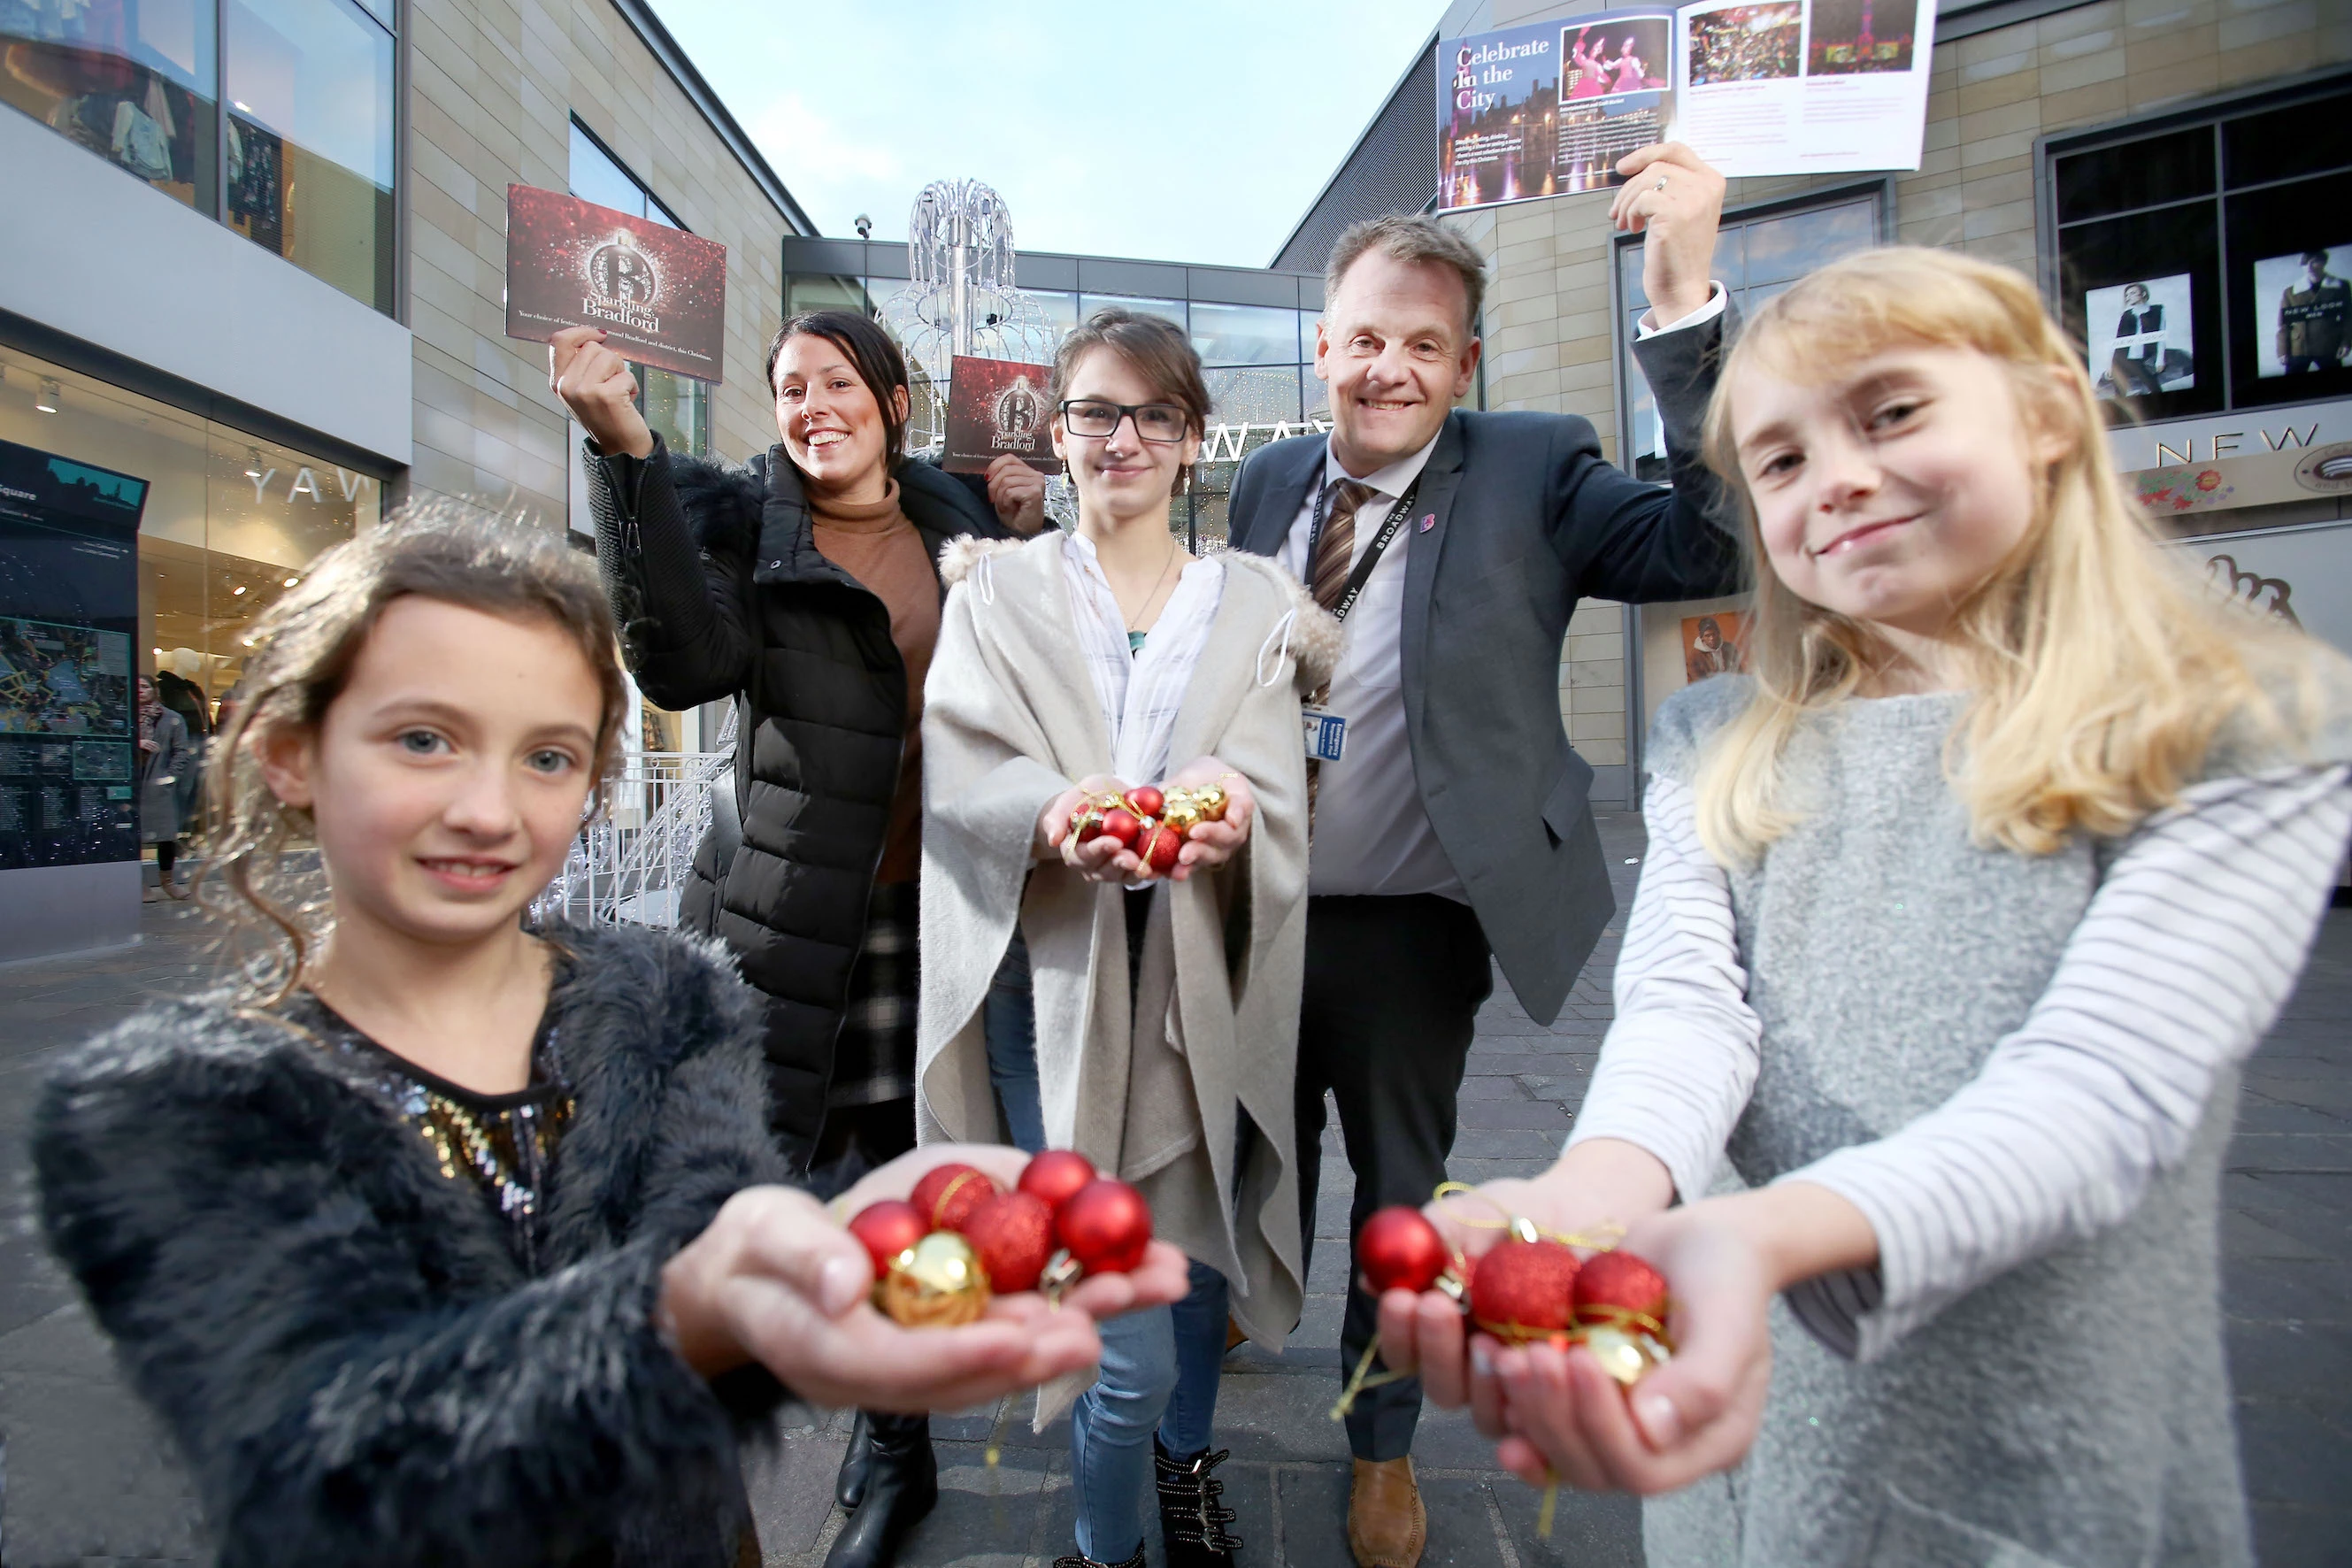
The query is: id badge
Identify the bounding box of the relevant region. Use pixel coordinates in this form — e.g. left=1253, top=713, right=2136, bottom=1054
left=1303, top=709, right=1347, bottom=763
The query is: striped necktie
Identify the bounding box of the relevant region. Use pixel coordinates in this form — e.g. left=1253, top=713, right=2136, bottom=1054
left=1310, top=479, right=1380, bottom=613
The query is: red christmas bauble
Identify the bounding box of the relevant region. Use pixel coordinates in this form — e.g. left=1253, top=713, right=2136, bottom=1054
left=1099, top=809, right=1142, bottom=849
left=1357, top=1205, right=1451, bottom=1295
left=1018, top=1148, right=1098, bottom=1211
left=1072, top=808, right=1106, bottom=844
left=1138, top=823, right=1183, bottom=876
left=911, top=1163, right=1001, bottom=1234
left=1468, top=1239, right=1581, bottom=1342
left=964, top=1189, right=1057, bottom=1293
left=1057, top=1177, right=1153, bottom=1274
left=847, top=1199, right=927, bottom=1279
left=1126, top=785, right=1165, bottom=819
left=1575, top=1249, right=1670, bottom=1325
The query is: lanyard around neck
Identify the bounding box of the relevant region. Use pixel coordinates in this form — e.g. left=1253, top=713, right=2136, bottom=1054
left=1304, top=473, right=1420, bottom=626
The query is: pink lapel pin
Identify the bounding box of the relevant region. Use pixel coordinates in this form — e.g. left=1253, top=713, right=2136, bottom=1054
left=1418, top=513, right=1436, bottom=532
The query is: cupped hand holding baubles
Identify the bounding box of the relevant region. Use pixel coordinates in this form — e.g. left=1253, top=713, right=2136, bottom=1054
left=1039, top=773, right=1146, bottom=884
left=548, top=326, right=657, bottom=460
left=1036, top=759, right=1256, bottom=887
left=655, top=1143, right=1188, bottom=1414
left=1157, top=755, right=1255, bottom=880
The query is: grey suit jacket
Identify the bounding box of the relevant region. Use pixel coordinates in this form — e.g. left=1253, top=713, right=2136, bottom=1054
left=1226, top=309, right=1743, bottom=1025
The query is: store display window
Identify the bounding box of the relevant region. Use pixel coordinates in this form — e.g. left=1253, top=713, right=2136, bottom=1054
left=570, top=116, right=713, bottom=459
left=0, top=344, right=380, bottom=762
left=2046, top=73, right=2352, bottom=420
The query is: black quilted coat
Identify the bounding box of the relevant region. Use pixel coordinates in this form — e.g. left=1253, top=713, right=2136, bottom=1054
left=585, top=438, right=1003, bottom=1166
left=33, top=925, right=793, bottom=1567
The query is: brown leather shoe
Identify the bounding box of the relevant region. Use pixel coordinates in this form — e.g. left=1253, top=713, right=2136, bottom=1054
left=1348, top=1456, right=1427, bottom=1568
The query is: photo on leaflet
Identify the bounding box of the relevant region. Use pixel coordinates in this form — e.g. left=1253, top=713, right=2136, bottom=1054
left=2083, top=273, right=2196, bottom=400
left=2253, top=244, right=2352, bottom=378
left=1681, top=610, right=1749, bottom=684
left=1808, top=0, right=1919, bottom=74
left=1556, top=14, right=1672, bottom=196
left=1439, top=27, right=1563, bottom=209
left=1684, top=3, right=1802, bottom=87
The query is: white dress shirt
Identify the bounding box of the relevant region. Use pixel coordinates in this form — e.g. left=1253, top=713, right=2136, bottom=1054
left=1060, top=531, right=1225, bottom=786
left=1278, top=287, right=1726, bottom=900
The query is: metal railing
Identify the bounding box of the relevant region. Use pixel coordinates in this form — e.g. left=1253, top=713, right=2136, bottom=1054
left=534, top=749, right=732, bottom=929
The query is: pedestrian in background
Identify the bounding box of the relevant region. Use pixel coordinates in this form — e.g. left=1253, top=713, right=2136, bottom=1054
left=135, top=672, right=191, bottom=899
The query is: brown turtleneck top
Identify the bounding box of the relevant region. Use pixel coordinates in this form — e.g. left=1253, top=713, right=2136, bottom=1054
left=809, top=479, right=937, bottom=885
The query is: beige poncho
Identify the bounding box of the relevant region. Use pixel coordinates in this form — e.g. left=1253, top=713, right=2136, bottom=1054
left=917, top=532, right=1339, bottom=1347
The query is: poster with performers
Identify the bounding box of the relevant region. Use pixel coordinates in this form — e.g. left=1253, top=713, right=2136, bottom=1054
left=503, top=185, right=729, bottom=383
left=942, top=357, right=1062, bottom=476
left=1434, top=0, right=1936, bottom=210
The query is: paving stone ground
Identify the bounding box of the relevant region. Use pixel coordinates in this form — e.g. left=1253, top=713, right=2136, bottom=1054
left=2, top=814, right=2347, bottom=1565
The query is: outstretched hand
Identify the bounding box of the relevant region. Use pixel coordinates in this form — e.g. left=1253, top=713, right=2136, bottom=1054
left=549, top=327, right=655, bottom=459
left=1610, top=143, right=1726, bottom=329
left=1161, top=756, right=1255, bottom=882
left=1039, top=774, right=1145, bottom=883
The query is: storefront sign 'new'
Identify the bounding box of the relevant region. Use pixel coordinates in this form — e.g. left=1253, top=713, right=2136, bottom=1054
left=504, top=185, right=728, bottom=383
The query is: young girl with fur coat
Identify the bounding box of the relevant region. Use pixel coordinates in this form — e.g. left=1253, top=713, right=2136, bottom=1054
left=918, top=310, right=1340, bottom=1568
left=34, top=507, right=1188, bottom=1568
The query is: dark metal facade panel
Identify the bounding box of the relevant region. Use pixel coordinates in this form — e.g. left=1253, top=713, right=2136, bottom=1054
left=1015, top=253, right=1081, bottom=289
left=1272, top=41, right=1439, bottom=275
left=1182, top=267, right=1298, bottom=308
left=1076, top=257, right=1190, bottom=296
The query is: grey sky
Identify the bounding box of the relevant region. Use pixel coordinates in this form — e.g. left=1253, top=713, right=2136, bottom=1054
left=644, top=0, right=1445, bottom=267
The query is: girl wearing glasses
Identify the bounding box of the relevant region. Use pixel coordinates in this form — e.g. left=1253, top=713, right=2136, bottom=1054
left=919, top=310, right=1339, bottom=1568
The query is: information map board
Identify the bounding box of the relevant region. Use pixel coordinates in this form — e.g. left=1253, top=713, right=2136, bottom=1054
left=1438, top=0, right=1935, bottom=211
left=0, top=438, right=146, bottom=871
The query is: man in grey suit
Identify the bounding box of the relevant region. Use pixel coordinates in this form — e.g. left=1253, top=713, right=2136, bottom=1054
left=1225, top=142, right=1742, bottom=1568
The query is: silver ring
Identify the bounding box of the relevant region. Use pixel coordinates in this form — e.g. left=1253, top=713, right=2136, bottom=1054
left=1655, top=175, right=1669, bottom=192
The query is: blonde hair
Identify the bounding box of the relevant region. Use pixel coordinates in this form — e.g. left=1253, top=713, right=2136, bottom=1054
left=1692, top=247, right=2313, bottom=865
left=200, top=502, right=629, bottom=1003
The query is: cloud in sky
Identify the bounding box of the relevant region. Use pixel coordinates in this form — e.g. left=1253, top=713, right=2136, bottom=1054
left=644, top=0, right=1446, bottom=268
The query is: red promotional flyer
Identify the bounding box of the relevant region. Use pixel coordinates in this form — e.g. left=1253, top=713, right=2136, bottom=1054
left=504, top=184, right=728, bottom=382
left=943, top=357, right=1061, bottom=475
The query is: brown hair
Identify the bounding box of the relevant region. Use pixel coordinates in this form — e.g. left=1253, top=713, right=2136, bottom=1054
left=201, top=501, right=630, bottom=1002
left=766, top=309, right=912, bottom=468
left=1048, top=308, right=1211, bottom=496
left=1324, top=214, right=1488, bottom=338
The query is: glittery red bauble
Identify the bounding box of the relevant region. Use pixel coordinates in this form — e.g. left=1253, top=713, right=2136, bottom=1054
left=1018, top=1149, right=1098, bottom=1211
left=1057, top=1177, right=1153, bottom=1274
left=1072, top=809, right=1106, bottom=843
left=1138, top=823, right=1182, bottom=876
left=1126, top=785, right=1165, bottom=819
left=1575, top=1249, right=1670, bottom=1324
left=1357, top=1205, right=1450, bottom=1294
left=911, top=1163, right=1001, bottom=1234
left=1099, top=809, right=1142, bottom=849
left=1468, top=1239, right=1580, bottom=1341
left=963, top=1189, right=1056, bottom=1293
left=847, top=1200, right=927, bottom=1279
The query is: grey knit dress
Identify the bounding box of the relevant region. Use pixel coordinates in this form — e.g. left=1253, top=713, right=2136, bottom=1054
left=1611, top=673, right=2352, bottom=1568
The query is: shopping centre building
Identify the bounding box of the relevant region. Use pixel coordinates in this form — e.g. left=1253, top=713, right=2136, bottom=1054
left=4, top=0, right=2347, bottom=957
left=1284, top=0, right=2352, bottom=811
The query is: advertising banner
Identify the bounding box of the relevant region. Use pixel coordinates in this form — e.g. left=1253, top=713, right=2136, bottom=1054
left=943, top=356, right=1062, bottom=476
left=0, top=438, right=144, bottom=870
left=1435, top=0, right=1935, bottom=211
left=504, top=184, right=729, bottom=382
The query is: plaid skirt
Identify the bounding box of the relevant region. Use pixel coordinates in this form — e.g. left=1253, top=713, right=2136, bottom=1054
left=826, top=880, right=918, bottom=1110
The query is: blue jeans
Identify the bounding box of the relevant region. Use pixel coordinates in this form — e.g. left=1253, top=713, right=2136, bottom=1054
left=1072, top=1260, right=1232, bottom=1560
left=983, top=929, right=1046, bottom=1154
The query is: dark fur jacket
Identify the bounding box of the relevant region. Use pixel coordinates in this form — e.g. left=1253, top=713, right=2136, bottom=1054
left=34, top=924, right=796, bottom=1567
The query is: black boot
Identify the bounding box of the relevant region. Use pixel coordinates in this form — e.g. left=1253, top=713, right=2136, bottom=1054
left=834, top=1410, right=872, bottom=1510
left=1155, top=1438, right=1241, bottom=1565
left=821, top=1412, right=936, bottom=1568
left=1050, top=1549, right=1146, bottom=1568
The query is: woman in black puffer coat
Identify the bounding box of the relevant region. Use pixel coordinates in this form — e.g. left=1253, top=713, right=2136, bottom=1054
left=553, top=312, right=1046, bottom=1568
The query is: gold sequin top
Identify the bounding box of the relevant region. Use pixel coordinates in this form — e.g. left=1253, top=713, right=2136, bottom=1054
left=291, top=994, right=574, bottom=1275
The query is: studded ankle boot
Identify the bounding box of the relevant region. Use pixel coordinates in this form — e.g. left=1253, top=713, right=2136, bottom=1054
left=1154, top=1438, right=1242, bottom=1565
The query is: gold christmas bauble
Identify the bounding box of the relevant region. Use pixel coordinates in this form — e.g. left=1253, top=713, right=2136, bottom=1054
left=1190, top=783, right=1228, bottom=821
left=879, top=1232, right=991, bottom=1327
left=1160, top=799, right=1204, bottom=834
left=1581, top=1323, right=1671, bottom=1386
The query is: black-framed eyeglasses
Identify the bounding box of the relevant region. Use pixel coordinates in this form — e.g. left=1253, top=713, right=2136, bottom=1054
left=1058, top=399, right=1190, bottom=442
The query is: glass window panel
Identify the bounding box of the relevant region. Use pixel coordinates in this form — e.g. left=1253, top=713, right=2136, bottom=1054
left=1191, top=302, right=1302, bottom=367
left=1623, top=315, right=1665, bottom=483
left=2054, top=127, right=2213, bottom=225
left=1079, top=295, right=1187, bottom=330
left=787, top=273, right=867, bottom=317
left=2223, top=171, right=2352, bottom=409
left=1020, top=290, right=1080, bottom=343
left=1, top=0, right=219, bottom=211
left=2222, top=88, right=2352, bottom=189
left=1203, top=366, right=1303, bottom=427
left=2054, top=201, right=2224, bottom=420
left=639, top=365, right=711, bottom=458
left=226, top=0, right=394, bottom=312
left=1742, top=200, right=1873, bottom=287
left=569, top=120, right=647, bottom=219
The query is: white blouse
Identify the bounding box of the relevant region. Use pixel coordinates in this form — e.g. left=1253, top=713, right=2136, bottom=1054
left=1060, top=532, right=1224, bottom=787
